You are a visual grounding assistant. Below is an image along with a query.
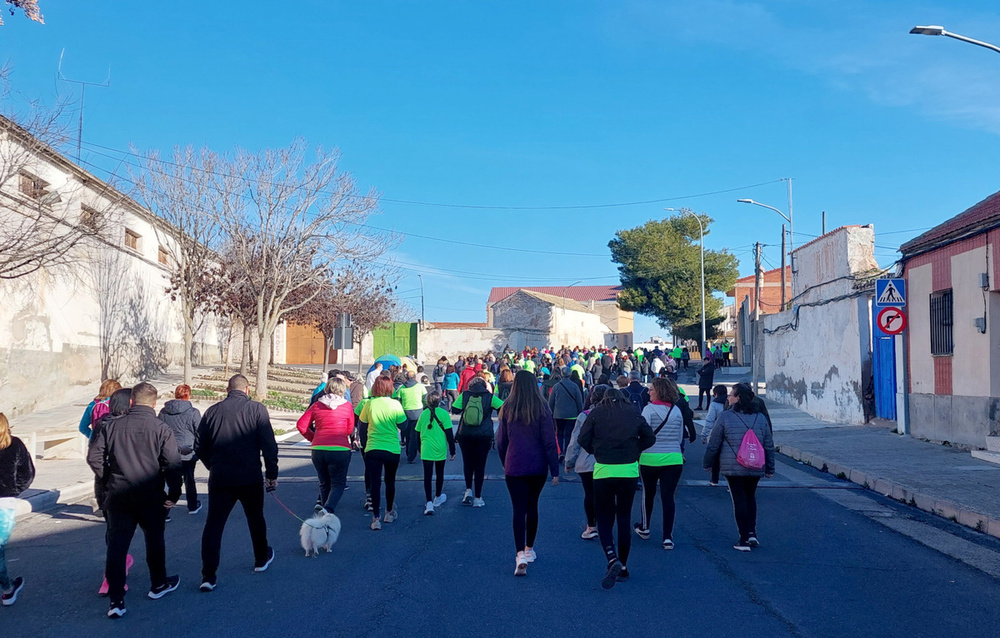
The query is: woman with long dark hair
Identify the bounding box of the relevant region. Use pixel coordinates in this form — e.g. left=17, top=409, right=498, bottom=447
left=360, top=376, right=408, bottom=530
left=452, top=377, right=503, bottom=507
left=496, top=370, right=560, bottom=577
left=579, top=389, right=655, bottom=589
left=634, top=378, right=686, bottom=550
left=415, top=391, right=456, bottom=515
left=703, top=383, right=775, bottom=551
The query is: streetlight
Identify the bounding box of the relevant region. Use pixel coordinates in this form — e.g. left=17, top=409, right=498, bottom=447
left=737, top=196, right=793, bottom=308
left=561, top=280, right=583, bottom=313
left=909, top=25, right=1000, bottom=54
left=666, top=208, right=706, bottom=358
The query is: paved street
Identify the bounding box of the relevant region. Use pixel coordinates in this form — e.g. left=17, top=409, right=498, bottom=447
left=4, top=432, right=1000, bottom=637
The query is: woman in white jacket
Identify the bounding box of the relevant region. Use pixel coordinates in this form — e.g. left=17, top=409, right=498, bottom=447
left=564, top=384, right=610, bottom=540
left=634, top=377, right=687, bottom=549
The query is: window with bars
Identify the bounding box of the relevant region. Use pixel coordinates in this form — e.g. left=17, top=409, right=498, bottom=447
left=929, top=289, right=953, bottom=356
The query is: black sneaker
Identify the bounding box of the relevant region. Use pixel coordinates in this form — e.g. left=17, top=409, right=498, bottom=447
left=616, top=567, right=630, bottom=582
left=602, top=559, right=623, bottom=590
left=164, top=513, right=172, bottom=523
left=747, top=535, right=760, bottom=548
left=107, top=600, right=127, bottom=618
left=1, top=576, right=24, bottom=606
left=733, top=540, right=752, bottom=552
left=147, top=575, right=180, bottom=599
left=189, top=502, right=202, bottom=515
left=199, top=577, right=216, bottom=592
left=254, top=546, right=275, bottom=572
left=633, top=523, right=650, bottom=540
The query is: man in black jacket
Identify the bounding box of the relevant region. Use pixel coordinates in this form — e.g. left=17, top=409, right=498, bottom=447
left=196, top=374, right=278, bottom=591
left=86, top=382, right=182, bottom=619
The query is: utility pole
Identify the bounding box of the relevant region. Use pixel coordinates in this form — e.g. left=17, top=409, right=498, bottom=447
left=752, top=242, right=762, bottom=393
left=780, top=225, right=787, bottom=310
left=417, top=274, right=425, bottom=324
left=57, top=50, right=110, bottom=161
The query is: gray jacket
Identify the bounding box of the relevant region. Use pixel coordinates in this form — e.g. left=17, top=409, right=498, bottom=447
left=563, top=411, right=595, bottom=473
left=548, top=379, right=584, bottom=419
left=703, top=409, right=775, bottom=477
left=640, top=402, right=685, bottom=460
left=158, top=399, right=201, bottom=461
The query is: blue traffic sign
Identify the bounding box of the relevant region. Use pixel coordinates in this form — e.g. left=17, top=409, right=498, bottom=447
left=875, top=278, right=906, bottom=308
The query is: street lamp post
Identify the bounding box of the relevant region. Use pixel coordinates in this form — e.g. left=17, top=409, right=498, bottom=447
left=561, top=280, right=583, bottom=313
left=737, top=197, right=793, bottom=308
left=666, top=208, right=706, bottom=358
left=910, top=25, right=1000, bottom=54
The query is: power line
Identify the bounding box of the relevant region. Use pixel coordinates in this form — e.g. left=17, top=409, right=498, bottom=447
left=79, top=139, right=784, bottom=211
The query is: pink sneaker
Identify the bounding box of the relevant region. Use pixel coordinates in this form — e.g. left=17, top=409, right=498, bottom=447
left=98, top=554, right=135, bottom=596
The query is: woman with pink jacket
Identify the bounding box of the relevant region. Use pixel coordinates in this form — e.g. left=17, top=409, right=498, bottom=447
left=297, top=378, right=356, bottom=515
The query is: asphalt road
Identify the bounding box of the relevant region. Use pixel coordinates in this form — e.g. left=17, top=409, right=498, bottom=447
left=4, top=435, right=1000, bottom=637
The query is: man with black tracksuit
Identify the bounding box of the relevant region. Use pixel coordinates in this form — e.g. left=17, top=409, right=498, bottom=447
left=196, top=375, right=279, bottom=591
left=87, top=382, right=182, bottom=619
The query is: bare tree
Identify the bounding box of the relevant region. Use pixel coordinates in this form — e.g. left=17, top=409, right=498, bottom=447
left=1, top=1, right=43, bottom=25
left=218, top=139, right=389, bottom=397
left=0, top=72, right=119, bottom=279
left=347, top=268, right=398, bottom=373
left=131, top=146, right=238, bottom=384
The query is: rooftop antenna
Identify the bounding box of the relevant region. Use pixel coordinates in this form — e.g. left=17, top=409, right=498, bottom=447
left=57, top=49, right=110, bottom=161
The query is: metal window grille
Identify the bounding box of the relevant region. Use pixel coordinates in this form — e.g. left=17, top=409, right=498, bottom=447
left=929, top=290, right=953, bottom=356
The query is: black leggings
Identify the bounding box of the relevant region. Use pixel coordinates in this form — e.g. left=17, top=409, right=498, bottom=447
left=579, top=471, right=596, bottom=527
left=697, top=388, right=711, bottom=408
left=504, top=474, right=547, bottom=552
left=423, top=459, right=446, bottom=502
left=365, top=449, right=400, bottom=517
left=554, top=418, right=576, bottom=456
left=726, top=476, right=761, bottom=542
left=459, top=438, right=491, bottom=497
left=594, top=477, right=637, bottom=566
left=639, top=464, right=683, bottom=541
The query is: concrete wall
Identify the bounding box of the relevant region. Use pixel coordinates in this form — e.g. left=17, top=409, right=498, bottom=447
left=551, top=306, right=610, bottom=348
left=417, top=327, right=509, bottom=362
left=907, top=262, right=934, bottom=393
left=909, top=393, right=1000, bottom=446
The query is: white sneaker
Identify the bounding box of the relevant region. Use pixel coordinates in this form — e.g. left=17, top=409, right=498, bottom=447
left=424, top=501, right=434, bottom=516
left=524, top=548, right=537, bottom=563
left=472, top=497, right=485, bottom=508
left=581, top=527, right=599, bottom=540
left=462, top=489, right=473, bottom=505
left=514, top=552, right=528, bottom=576
left=384, top=509, right=398, bottom=523
left=433, top=493, right=447, bottom=507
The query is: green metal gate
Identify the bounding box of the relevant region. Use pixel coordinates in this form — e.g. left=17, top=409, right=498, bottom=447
left=372, top=322, right=417, bottom=358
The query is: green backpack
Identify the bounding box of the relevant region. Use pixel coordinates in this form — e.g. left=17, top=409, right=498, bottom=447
left=461, top=395, right=486, bottom=430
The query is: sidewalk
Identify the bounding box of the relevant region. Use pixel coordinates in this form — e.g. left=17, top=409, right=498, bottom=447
left=769, top=404, right=1000, bottom=539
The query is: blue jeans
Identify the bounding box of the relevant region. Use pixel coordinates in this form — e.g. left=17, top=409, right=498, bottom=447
left=0, top=507, right=14, bottom=590
left=311, top=449, right=351, bottom=514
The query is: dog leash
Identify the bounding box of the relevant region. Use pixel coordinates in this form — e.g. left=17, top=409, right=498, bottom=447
left=268, top=492, right=308, bottom=524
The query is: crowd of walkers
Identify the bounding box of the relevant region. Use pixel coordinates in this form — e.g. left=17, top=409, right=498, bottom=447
left=0, top=340, right=770, bottom=615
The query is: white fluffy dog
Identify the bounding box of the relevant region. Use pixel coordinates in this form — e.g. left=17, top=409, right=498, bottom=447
left=299, top=511, right=341, bottom=557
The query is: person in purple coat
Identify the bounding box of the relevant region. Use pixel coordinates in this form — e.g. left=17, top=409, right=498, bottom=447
left=496, top=370, right=560, bottom=578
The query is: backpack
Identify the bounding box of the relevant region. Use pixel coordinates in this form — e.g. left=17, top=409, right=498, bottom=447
left=624, top=385, right=644, bottom=410
left=735, top=414, right=766, bottom=470
left=461, top=394, right=486, bottom=430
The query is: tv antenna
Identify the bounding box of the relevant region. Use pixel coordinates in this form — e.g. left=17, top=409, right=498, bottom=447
left=57, top=49, right=110, bottom=161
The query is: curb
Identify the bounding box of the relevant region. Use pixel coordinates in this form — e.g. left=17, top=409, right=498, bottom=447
left=13, top=481, right=95, bottom=519
left=776, top=444, right=1000, bottom=539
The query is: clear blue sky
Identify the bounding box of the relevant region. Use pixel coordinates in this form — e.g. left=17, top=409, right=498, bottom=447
left=4, top=1, right=1000, bottom=340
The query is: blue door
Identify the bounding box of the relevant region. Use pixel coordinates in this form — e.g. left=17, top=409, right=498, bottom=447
left=873, top=335, right=896, bottom=420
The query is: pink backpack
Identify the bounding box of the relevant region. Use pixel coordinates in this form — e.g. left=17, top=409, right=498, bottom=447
left=735, top=415, right=765, bottom=470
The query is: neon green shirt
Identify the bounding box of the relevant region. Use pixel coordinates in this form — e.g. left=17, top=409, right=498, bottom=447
left=360, top=397, right=407, bottom=454
left=393, top=383, right=427, bottom=411
left=639, top=452, right=684, bottom=466
left=523, top=360, right=536, bottom=373
left=593, top=461, right=640, bottom=479
left=414, top=407, right=453, bottom=462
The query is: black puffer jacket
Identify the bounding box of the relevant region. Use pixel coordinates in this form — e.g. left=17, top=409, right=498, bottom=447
left=196, top=391, right=278, bottom=487
left=578, top=402, right=656, bottom=465
left=0, top=437, right=35, bottom=498
left=158, top=399, right=201, bottom=461
left=86, top=406, right=182, bottom=507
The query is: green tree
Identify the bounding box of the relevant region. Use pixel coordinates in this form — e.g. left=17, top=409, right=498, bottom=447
left=609, top=210, right=739, bottom=336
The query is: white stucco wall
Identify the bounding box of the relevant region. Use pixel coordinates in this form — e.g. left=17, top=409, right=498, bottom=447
left=551, top=307, right=611, bottom=349
left=907, top=263, right=934, bottom=393
left=418, top=327, right=509, bottom=362
left=951, top=246, right=991, bottom=395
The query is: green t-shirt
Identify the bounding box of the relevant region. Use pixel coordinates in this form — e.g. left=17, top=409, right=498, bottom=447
left=414, top=407, right=453, bottom=462
left=571, top=364, right=586, bottom=381
left=639, top=452, right=684, bottom=466
left=360, top=397, right=407, bottom=454
left=523, top=360, right=536, bottom=373
left=394, top=383, right=427, bottom=411
left=593, top=461, right=640, bottom=479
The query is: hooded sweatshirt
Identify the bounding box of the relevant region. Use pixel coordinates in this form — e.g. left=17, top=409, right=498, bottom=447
left=296, top=394, right=355, bottom=451
left=158, top=399, right=202, bottom=461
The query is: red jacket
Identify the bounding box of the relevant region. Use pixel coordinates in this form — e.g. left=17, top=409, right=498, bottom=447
left=458, top=367, right=478, bottom=393
left=296, top=396, right=355, bottom=449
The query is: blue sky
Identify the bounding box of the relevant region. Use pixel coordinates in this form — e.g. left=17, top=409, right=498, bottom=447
left=4, top=1, right=1000, bottom=340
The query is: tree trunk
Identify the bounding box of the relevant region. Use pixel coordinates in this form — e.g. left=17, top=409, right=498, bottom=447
left=256, top=326, right=273, bottom=399
left=356, top=338, right=363, bottom=374
left=324, top=336, right=331, bottom=367
left=240, top=323, right=251, bottom=377
left=183, top=316, right=194, bottom=386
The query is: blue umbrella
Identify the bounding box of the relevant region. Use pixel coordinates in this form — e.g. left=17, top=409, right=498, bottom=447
left=369, top=354, right=402, bottom=375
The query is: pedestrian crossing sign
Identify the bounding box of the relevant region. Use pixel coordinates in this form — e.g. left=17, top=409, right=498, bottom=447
left=875, top=278, right=906, bottom=308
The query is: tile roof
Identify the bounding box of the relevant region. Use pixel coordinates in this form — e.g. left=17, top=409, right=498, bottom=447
left=487, top=285, right=621, bottom=305
left=515, top=289, right=597, bottom=313
left=900, top=188, right=1000, bottom=257
left=426, top=322, right=489, bottom=330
